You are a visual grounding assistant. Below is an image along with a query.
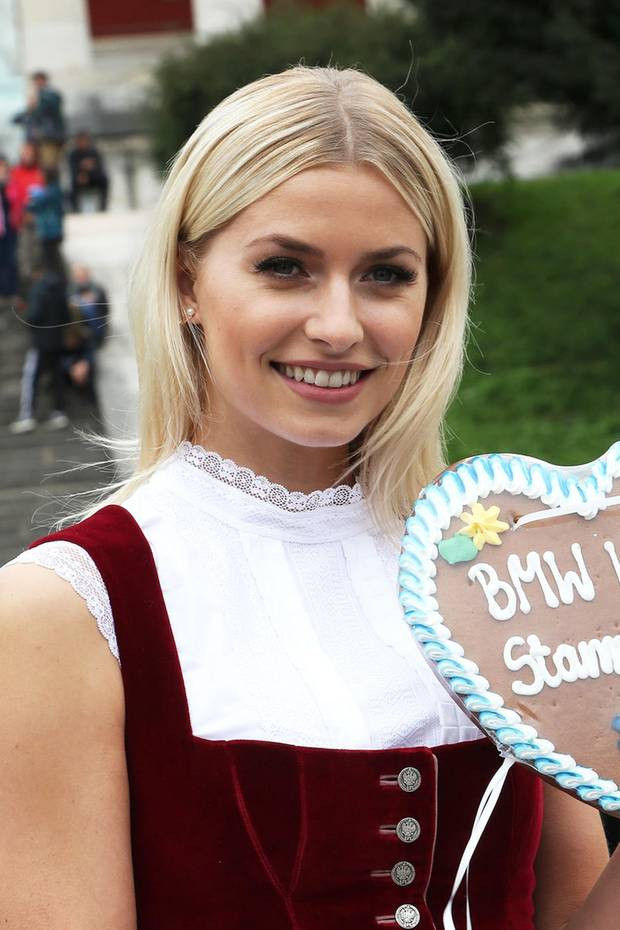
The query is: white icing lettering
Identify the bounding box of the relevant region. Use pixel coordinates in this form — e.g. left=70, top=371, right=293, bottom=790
left=576, top=639, right=603, bottom=678
left=468, top=563, right=517, bottom=621
left=604, top=540, right=620, bottom=585
left=552, top=643, right=582, bottom=682
left=505, top=633, right=620, bottom=695
left=525, top=633, right=562, bottom=689
left=504, top=636, right=541, bottom=695
left=541, top=543, right=595, bottom=604
left=504, top=634, right=562, bottom=694
left=472, top=544, right=597, bottom=620
left=577, top=636, right=620, bottom=676
left=506, top=552, right=560, bottom=613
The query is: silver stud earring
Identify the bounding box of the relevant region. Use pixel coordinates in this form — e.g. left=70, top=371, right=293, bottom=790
left=185, top=306, right=196, bottom=319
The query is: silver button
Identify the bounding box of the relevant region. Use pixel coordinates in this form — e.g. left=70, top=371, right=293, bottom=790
left=396, top=817, right=421, bottom=843
left=397, top=766, right=421, bottom=793
left=391, top=860, right=415, bottom=886
left=395, top=903, right=420, bottom=928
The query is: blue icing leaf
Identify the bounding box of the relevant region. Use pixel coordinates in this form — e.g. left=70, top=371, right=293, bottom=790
left=438, top=533, right=478, bottom=564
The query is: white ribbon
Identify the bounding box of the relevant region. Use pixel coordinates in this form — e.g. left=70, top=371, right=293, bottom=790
left=513, top=494, right=620, bottom=530
left=443, top=755, right=515, bottom=930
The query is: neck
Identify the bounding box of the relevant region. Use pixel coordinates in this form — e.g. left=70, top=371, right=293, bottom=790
left=192, top=425, right=354, bottom=493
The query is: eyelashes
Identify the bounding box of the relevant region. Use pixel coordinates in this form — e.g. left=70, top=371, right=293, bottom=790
left=253, top=255, right=417, bottom=286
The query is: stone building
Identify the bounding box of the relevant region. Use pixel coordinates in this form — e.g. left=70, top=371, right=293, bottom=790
left=1, top=0, right=263, bottom=207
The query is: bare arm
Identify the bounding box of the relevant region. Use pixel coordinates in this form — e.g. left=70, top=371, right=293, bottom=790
left=535, top=781, right=611, bottom=930
left=0, top=564, right=137, bottom=929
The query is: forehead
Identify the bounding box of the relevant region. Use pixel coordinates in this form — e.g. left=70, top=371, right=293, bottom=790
left=218, top=164, right=427, bottom=258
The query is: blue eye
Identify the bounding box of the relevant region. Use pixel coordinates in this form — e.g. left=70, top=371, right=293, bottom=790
left=254, top=257, right=303, bottom=277
left=366, top=265, right=417, bottom=285
left=254, top=256, right=418, bottom=287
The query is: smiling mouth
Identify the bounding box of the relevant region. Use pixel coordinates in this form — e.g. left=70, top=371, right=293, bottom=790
left=272, top=363, right=371, bottom=388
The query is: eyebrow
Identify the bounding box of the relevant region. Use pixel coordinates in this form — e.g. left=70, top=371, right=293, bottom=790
left=246, top=234, right=424, bottom=264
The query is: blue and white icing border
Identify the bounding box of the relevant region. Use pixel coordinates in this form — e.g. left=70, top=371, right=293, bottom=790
left=399, top=442, right=620, bottom=813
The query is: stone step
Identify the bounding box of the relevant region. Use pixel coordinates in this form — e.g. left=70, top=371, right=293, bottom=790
left=0, top=270, right=117, bottom=563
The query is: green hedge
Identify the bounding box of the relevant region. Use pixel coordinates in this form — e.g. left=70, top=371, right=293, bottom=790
left=447, top=169, right=620, bottom=465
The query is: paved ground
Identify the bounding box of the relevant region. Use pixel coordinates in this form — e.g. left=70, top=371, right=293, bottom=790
left=0, top=209, right=148, bottom=565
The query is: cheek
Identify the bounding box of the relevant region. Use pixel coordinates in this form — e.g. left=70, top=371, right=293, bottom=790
left=203, top=290, right=293, bottom=360
left=200, top=299, right=251, bottom=360
left=376, top=308, right=425, bottom=393
left=380, top=306, right=425, bottom=361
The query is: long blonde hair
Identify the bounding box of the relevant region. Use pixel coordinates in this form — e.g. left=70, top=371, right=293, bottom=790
left=98, top=65, right=472, bottom=532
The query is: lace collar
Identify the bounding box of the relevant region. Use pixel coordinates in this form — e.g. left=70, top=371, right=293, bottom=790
left=177, top=441, right=364, bottom=513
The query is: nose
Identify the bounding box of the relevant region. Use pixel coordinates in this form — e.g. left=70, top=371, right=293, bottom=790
left=303, top=279, right=364, bottom=354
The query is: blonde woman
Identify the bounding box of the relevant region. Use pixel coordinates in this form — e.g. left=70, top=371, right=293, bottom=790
left=0, top=67, right=614, bottom=930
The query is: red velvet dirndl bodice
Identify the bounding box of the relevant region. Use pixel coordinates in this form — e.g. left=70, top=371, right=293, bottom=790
left=32, top=505, right=543, bottom=929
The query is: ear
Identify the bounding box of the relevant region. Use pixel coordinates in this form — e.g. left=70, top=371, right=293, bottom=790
left=176, top=251, right=200, bottom=323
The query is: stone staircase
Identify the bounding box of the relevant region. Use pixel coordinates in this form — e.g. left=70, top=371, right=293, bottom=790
left=0, top=299, right=115, bottom=565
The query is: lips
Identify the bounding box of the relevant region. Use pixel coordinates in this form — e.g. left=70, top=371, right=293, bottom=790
left=275, top=363, right=365, bottom=388
left=271, top=360, right=372, bottom=404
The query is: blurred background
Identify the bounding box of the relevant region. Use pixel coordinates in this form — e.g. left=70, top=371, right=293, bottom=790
left=0, top=0, right=619, bottom=562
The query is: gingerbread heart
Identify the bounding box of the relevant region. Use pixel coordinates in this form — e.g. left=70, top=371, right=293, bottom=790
left=399, top=443, right=620, bottom=813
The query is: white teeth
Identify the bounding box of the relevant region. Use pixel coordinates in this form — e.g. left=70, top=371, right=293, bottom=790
left=277, top=364, right=366, bottom=388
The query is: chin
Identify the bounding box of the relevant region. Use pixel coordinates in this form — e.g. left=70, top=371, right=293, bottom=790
left=282, top=428, right=363, bottom=450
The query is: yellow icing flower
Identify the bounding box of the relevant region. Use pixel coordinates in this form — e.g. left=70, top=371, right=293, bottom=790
left=458, top=502, right=510, bottom=551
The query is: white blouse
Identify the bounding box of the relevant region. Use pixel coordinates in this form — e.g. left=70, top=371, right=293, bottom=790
left=6, top=442, right=479, bottom=750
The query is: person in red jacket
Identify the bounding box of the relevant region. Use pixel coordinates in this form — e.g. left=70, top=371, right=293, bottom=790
left=6, top=142, right=44, bottom=230
left=6, top=142, right=45, bottom=289
left=0, top=155, right=18, bottom=304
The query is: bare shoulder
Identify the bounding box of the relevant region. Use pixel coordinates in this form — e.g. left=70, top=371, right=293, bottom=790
left=0, top=561, right=123, bottom=737
left=0, top=563, right=136, bottom=929
left=0, top=559, right=123, bottom=708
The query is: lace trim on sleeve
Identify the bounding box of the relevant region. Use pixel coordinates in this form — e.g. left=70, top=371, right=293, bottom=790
left=7, top=541, right=120, bottom=662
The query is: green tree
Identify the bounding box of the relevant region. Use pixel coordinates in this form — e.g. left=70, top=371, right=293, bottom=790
left=412, top=0, right=620, bottom=163
left=147, top=2, right=526, bottom=169
left=542, top=1, right=620, bottom=156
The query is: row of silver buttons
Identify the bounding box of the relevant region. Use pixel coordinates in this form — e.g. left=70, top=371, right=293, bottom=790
left=394, top=768, right=421, bottom=928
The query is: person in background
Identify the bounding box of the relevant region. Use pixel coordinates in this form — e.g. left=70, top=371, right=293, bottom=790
left=9, top=253, right=71, bottom=434
left=12, top=71, right=66, bottom=170
left=6, top=142, right=44, bottom=291
left=0, top=156, right=18, bottom=311
left=27, top=166, right=63, bottom=267
left=68, top=132, right=109, bottom=212
left=64, top=263, right=109, bottom=407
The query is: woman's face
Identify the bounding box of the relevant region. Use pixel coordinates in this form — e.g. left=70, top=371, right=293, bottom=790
left=183, top=164, right=428, bottom=460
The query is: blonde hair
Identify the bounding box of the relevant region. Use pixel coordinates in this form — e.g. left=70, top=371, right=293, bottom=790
left=97, top=65, right=472, bottom=532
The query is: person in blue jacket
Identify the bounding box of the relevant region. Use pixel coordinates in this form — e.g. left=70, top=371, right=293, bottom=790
left=26, top=167, right=63, bottom=267
left=12, top=71, right=66, bottom=169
